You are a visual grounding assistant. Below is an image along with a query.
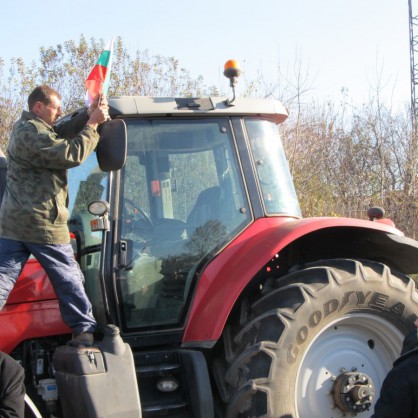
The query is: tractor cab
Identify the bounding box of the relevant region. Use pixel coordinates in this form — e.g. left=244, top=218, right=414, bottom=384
left=67, top=94, right=301, bottom=338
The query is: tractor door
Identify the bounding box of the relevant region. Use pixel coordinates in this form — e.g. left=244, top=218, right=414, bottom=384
left=67, top=153, right=109, bottom=324
left=115, top=118, right=252, bottom=332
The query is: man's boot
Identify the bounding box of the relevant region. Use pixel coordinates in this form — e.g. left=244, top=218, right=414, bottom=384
left=71, top=332, right=94, bottom=347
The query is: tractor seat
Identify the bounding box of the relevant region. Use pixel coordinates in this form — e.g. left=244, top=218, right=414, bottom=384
left=186, top=186, right=222, bottom=229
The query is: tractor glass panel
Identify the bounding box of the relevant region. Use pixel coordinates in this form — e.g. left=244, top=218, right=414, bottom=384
left=118, top=118, right=251, bottom=330
left=245, top=119, right=301, bottom=216
left=67, top=153, right=108, bottom=320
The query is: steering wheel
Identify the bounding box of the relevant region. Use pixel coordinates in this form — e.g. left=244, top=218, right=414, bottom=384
left=123, top=198, right=154, bottom=235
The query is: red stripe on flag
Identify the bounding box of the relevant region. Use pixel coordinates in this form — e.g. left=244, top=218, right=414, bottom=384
left=86, top=64, right=108, bottom=82
left=85, top=65, right=108, bottom=102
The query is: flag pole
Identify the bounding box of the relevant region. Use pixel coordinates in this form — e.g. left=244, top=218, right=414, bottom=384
left=99, top=36, right=115, bottom=107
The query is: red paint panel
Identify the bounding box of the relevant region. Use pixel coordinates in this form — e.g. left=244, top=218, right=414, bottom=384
left=0, top=258, right=68, bottom=353
left=183, top=216, right=403, bottom=343
left=0, top=299, right=70, bottom=353
left=6, top=259, right=57, bottom=304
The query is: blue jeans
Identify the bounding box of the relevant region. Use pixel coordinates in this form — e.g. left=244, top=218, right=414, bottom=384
left=0, top=238, right=96, bottom=336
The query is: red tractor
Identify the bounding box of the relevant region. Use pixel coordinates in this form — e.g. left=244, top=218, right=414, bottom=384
left=2, top=62, right=418, bottom=418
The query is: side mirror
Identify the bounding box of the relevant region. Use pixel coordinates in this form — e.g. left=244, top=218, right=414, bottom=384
left=96, top=119, right=127, bottom=172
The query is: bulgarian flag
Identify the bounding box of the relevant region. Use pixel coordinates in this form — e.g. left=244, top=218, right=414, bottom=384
left=85, top=38, right=114, bottom=106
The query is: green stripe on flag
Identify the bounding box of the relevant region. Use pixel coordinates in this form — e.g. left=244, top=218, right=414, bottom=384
left=96, top=51, right=111, bottom=67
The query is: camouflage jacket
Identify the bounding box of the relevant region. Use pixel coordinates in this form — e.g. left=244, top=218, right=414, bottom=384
left=0, top=109, right=100, bottom=244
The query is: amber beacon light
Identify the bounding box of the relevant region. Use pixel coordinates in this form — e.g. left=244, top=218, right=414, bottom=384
left=223, top=59, right=242, bottom=105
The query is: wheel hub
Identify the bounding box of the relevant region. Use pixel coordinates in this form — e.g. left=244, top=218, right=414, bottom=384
left=332, top=371, right=375, bottom=413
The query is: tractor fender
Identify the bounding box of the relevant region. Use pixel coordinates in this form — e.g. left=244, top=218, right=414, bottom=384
left=182, top=216, right=418, bottom=345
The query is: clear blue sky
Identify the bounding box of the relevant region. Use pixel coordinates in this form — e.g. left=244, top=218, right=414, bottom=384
left=1, top=0, right=411, bottom=110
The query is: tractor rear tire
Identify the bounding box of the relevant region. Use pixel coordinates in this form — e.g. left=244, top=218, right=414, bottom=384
left=213, top=259, right=418, bottom=418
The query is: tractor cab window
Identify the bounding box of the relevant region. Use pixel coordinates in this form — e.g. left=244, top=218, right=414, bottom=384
left=118, top=118, right=251, bottom=330
left=67, top=153, right=108, bottom=322
left=245, top=119, right=301, bottom=217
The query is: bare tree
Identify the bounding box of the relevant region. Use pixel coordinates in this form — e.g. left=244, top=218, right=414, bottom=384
left=0, top=35, right=213, bottom=151
left=1, top=39, right=416, bottom=237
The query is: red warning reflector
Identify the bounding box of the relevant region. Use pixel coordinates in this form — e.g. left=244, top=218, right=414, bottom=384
left=152, top=180, right=161, bottom=196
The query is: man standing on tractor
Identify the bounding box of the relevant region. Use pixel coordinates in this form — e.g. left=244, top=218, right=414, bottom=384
left=0, top=85, right=108, bottom=346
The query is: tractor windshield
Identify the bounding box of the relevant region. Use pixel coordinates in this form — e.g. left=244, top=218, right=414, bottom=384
left=117, top=118, right=251, bottom=330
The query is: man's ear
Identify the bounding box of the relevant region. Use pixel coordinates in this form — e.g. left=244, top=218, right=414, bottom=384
left=32, top=101, right=43, bottom=117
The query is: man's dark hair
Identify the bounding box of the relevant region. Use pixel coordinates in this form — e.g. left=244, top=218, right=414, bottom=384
left=28, top=85, right=61, bottom=111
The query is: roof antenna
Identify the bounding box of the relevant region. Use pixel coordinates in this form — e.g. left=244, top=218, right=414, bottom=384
left=223, top=60, right=242, bottom=106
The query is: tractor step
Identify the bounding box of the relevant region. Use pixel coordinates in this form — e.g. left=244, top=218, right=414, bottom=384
left=134, top=349, right=214, bottom=418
